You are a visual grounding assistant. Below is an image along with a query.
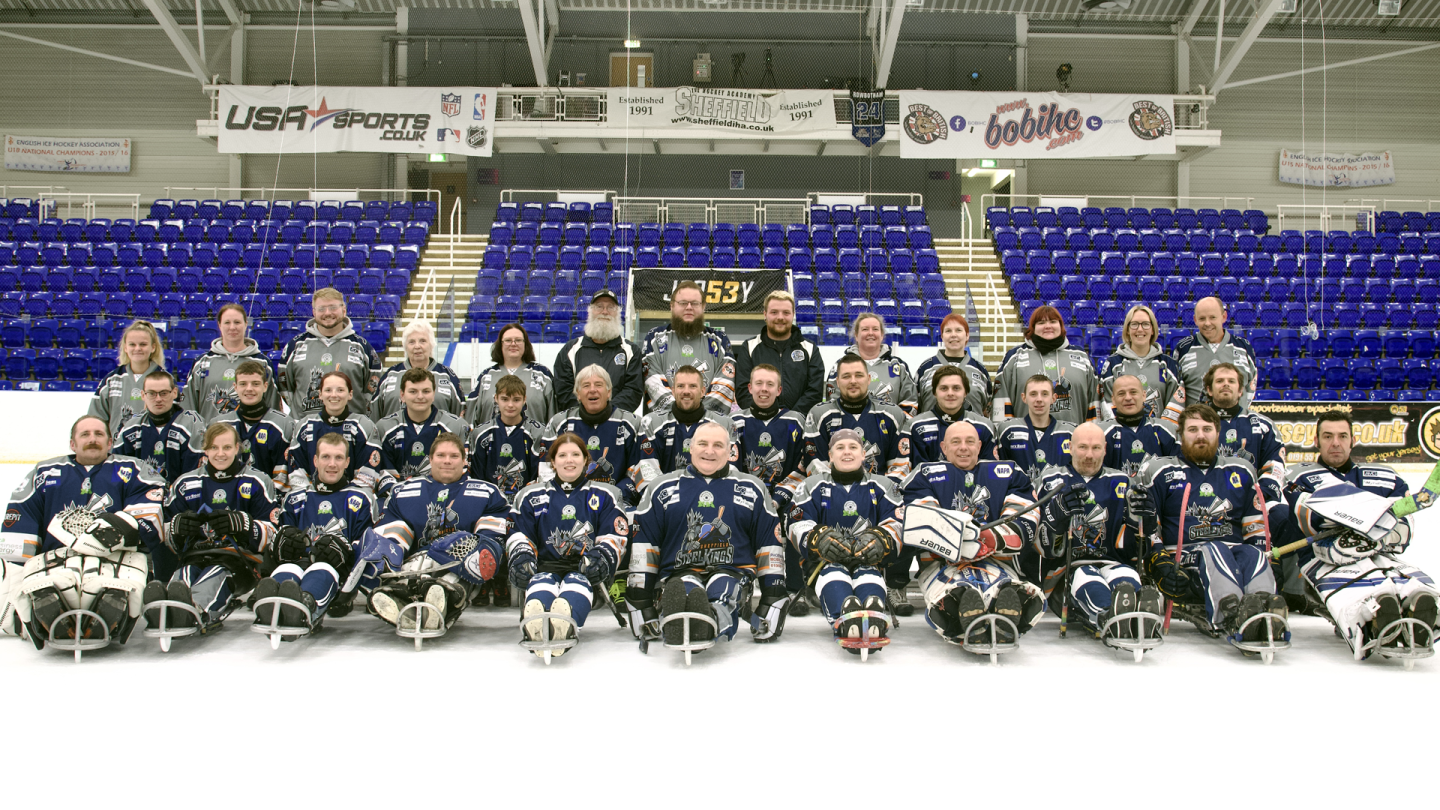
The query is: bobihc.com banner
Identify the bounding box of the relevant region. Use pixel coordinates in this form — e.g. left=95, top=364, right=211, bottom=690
left=217, top=86, right=495, bottom=156
left=897, top=91, right=1176, bottom=159
left=606, top=87, right=834, bottom=134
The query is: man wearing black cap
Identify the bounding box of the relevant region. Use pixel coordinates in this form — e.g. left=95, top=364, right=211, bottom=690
left=553, top=290, right=645, bottom=414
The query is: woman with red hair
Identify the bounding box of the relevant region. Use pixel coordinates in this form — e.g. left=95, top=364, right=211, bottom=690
left=992, top=305, right=1099, bottom=424
left=915, top=313, right=992, bottom=416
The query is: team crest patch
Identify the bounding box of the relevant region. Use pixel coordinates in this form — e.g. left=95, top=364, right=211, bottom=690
left=964, top=472, right=974, bottom=487
left=1200, top=483, right=1215, bottom=497
left=321, top=353, right=333, bottom=365
left=349, top=495, right=364, bottom=512
left=842, top=500, right=857, bottom=517
left=212, top=490, right=227, bottom=504
left=791, top=349, right=805, bottom=361
left=562, top=505, right=576, bottom=520
left=1128, top=100, right=1172, bottom=141
left=437, top=489, right=449, bottom=501
left=319, top=501, right=332, bottom=515
left=80, top=478, right=92, bottom=495
left=615, top=516, right=628, bottom=534
left=698, top=491, right=715, bottom=508
left=4, top=508, right=18, bottom=527
left=1131, top=440, right=1143, bottom=454
left=587, top=436, right=600, bottom=450
left=1229, top=472, right=1242, bottom=488
left=145, top=489, right=163, bottom=501
left=903, top=103, right=947, bottom=144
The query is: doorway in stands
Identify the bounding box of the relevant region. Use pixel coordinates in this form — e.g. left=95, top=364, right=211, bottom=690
left=610, top=52, right=654, bottom=88
left=429, top=170, right=467, bottom=233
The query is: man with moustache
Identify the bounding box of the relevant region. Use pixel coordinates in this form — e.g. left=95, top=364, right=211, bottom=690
left=553, top=290, right=645, bottom=415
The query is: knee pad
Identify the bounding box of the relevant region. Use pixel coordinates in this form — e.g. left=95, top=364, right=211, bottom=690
left=17, top=551, right=84, bottom=624
left=272, top=562, right=306, bottom=582
left=0, top=560, right=23, bottom=636
left=81, top=551, right=149, bottom=618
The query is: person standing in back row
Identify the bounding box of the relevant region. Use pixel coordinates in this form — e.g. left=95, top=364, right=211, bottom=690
left=277, top=287, right=382, bottom=416
left=824, top=312, right=917, bottom=416
left=181, top=303, right=279, bottom=422
left=641, top=281, right=736, bottom=416
left=992, top=305, right=1098, bottom=425
left=733, top=290, right=825, bottom=414
left=1172, top=296, right=1258, bottom=411
left=552, top=290, right=644, bottom=415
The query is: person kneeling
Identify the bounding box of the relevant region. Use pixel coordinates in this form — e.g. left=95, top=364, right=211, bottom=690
left=506, top=433, right=629, bottom=659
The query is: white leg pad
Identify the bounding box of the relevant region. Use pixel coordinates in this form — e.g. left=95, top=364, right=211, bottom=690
left=80, top=552, right=149, bottom=618
left=0, top=560, right=23, bottom=635
left=17, top=551, right=84, bottom=623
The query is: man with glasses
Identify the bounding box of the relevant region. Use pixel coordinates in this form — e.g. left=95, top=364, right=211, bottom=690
left=553, top=290, right=644, bottom=415
left=278, top=287, right=382, bottom=415
left=114, top=369, right=206, bottom=484
left=641, top=281, right=736, bottom=417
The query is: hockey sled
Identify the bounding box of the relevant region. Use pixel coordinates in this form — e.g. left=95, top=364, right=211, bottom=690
left=834, top=606, right=891, bottom=662
left=656, top=609, right=717, bottom=666
left=1171, top=603, right=1290, bottom=665
left=1359, top=618, right=1434, bottom=670
left=44, top=608, right=112, bottom=663
left=517, top=610, right=579, bottom=665
left=1098, top=610, right=1165, bottom=663
left=249, top=595, right=315, bottom=650
left=394, top=600, right=447, bottom=651
left=142, top=599, right=205, bottom=652
left=959, top=614, right=1019, bottom=665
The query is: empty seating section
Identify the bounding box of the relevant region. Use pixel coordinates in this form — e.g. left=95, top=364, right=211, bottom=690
left=477, top=202, right=948, bottom=345
left=992, top=204, right=1440, bottom=401
left=0, top=197, right=432, bottom=389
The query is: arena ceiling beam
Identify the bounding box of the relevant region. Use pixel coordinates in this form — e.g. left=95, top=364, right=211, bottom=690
left=871, top=0, right=907, bottom=90
left=1208, top=0, right=1284, bottom=94
left=516, top=0, right=557, bottom=87
left=0, top=26, right=195, bottom=78
left=139, top=0, right=211, bottom=84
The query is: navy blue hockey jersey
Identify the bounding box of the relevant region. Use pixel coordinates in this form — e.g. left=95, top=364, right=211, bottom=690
left=2, top=454, right=166, bottom=561
left=1098, top=417, right=1178, bottom=478
left=286, top=411, right=384, bottom=491
left=277, top=482, right=377, bottom=548
left=213, top=408, right=295, bottom=492
left=114, top=407, right=206, bottom=484
left=786, top=471, right=903, bottom=566
left=1031, top=464, right=1135, bottom=567
left=165, top=464, right=280, bottom=574
left=630, top=465, right=784, bottom=589
left=374, top=409, right=470, bottom=481
left=468, top=417, right=547, bottom=503
left=1130, top=455, right=1266, bottom=550
left=901, top=459, right=1037, bottom=531
left=907, top=409, right=997, bottom=467
left=730, top=408, right=808, bottom=505
left=374, top=475, right=510, bottom=555
left=506, top=479, right=629, bottom=575
left=543, top=407, right=645, bottom=504
left=804, top=400, right=910, bottom=480
left=1217, top=409, right=1287, bottom=505
left=995, top=416, right=1076, bottom=484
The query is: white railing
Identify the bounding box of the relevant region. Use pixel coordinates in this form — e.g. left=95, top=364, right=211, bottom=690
left=414, top=196, right=465, bottom=324
left=500, top=189, right=617, bottom=203
left=2, top=186, right=141, bottom=220
left=496, top=90, right=607, bottom=122
left=1277, top=204, right=1377, bottom=234
left=805, top=191, right=925, bottom=208
left=163, top=186, right=441, bottom=207
left=980, top=193, right=1258, bottom=215
left=614, top=196, right=810, bottom=226
left=1349, top=198, right=1440, bottom=212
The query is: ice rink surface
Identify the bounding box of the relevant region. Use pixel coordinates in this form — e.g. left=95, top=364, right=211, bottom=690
left=3, top=463, right=1438, bottom=806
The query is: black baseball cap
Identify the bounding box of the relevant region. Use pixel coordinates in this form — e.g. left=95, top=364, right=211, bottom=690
left=591, top=289, right=620, bottom=305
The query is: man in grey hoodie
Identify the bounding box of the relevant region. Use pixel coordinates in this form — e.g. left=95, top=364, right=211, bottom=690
left=277, top=288, right=382, bottom=416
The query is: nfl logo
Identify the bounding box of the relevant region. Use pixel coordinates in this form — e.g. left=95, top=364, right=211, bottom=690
left=440, top=93, right=461, bottom=117
left=467, top=126, right=487, bottom=148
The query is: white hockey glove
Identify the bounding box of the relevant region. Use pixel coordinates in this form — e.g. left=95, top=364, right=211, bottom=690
left=805, top=459, right=831, bottom=477
left=632, top=458, right=662, bottom=492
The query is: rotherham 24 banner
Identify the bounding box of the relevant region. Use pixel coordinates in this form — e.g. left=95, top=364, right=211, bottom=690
left=897, top=91, right=1176, bottom=160
left=217, top=86, right=496, bottom=157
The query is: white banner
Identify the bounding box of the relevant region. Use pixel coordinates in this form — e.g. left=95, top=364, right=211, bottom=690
left=897, top=91, right=1176, bottom=159
left=4, top=135, right=130, bottom=173
left=1278, top=149, right=1395, bottom=187
left=605, top=87, right=834, bottom=134
left=217, top=86, right=496, bottom=157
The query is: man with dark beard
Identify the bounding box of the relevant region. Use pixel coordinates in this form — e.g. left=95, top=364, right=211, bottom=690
left=733, top=290, right=825, bottom=414
left=553, top=290, right=644, bottom=414
left=1129, top=403, right=1287, bottom=650
left=641, top=281, right=736, bottom=416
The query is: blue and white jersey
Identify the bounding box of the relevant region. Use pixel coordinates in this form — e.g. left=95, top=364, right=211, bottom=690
left=901, top=459, right=1037, bottom=531
left=1097, top=416, right=1178, bottom=479
left=786, top=471, right=902, bottom=563
left=640, top=412, right=718, bottom=476
left=907, top=408, right=997, bottom=467
left=2, top=454, right=166, bottom=561
left=730, top=408, right=808, bottom=506
left=915, top=351, right=992, bottom=417
left=1216, top=408, right=1287, bottom=506
left=374, top=474, right=510, bottom=556
left=803, top=400, right=910, bottom=481
left=995, top=415, right=1076, bottom=486
left=507, top=479, right=629, bottom=573
left=114, top=407, right=207, bottom=484
left=277, top=482, right=377, bottom=547
left=1033, top=464, right=1135, bottom=564
left=286, top=410, right=384, bottom=491
left=212, top=408, right=295, bottom=491
left=543, top=406, right=645, bottom=504
left=824, top=344, right=919, bottom=415
left=468, top=417, right=547, bottom=503
left=631, top=465, right=783, bottom=589
left=1278, top=461, right=1409, bottom=563
left=165, top=464, right=280, bottom=573
left=375, top=408, right=471, bottom=481
left=1131, top=455, right=1266, bottom=551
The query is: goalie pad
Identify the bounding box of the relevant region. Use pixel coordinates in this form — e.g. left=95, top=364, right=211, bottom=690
left=1, top=560, right=25, bottom=636
left=901, top=504, right=981, bottom=564
left=342, top=529, right=405, bottom=593
left=426, top=531, right=501, bottom=586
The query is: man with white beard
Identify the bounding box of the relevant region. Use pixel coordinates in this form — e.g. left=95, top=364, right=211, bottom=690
left=553, top=290, right=644, bottom=415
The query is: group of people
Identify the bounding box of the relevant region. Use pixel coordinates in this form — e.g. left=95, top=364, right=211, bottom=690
left=0, top=282, right=1433, bottom=667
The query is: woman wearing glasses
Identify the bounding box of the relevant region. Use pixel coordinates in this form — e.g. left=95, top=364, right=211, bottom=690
left=467, top=322, right=556, bottom=427
left=371, top=319, right=465, bottom=421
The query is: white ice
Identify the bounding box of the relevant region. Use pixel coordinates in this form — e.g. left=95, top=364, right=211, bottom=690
left=3, top=463, right=1438, bottom=805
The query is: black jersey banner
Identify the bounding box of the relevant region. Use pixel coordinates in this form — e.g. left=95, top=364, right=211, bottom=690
left=1250, top=401, right=1438, bottom=464
left=632, top=268, right=789, bottom=315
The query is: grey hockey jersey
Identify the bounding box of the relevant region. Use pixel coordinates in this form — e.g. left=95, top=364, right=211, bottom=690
left=992, top=338, right=1099, bottom=425
left=915, top=351, right=992, bottom=417
left=371, top=359, right=466, bottom=422
left=640, top=325, right=736, bottom=415
left=87, top=362, right=163, bottom=436
left=180, top=338, right=279, bottom=422
left=466, top=362, right=556, bottom=427
left=277, top=319, right=382, bottom=416
left=824, top=344, right=918, bottom=416
left=1172, top=330, right=1259, bottom=410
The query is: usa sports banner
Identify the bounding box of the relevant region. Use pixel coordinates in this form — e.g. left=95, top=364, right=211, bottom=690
left=897, top=91, right=1176, bottom=159
left=1278, top=149, right=1395, bottom=187
left=4, top=135, right=130, bottom=173
left=217, top=86, right=496, bottom=157
left=605, top=87, right=833, bottom=134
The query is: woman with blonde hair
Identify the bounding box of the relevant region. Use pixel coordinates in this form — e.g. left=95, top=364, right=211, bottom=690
left=88, top=319, right=167, bottom=434
left=822, top=312, right=917, bottom=415
left=1098, top=304, right=1183, bottom=422
left=371, top=319, right=465, bottom=420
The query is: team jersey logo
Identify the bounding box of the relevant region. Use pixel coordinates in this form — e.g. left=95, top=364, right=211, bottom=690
left=561, top=505, right=577, bottom=520
left=1186, top=498, right=1233, bottom=541
left=842, top=500, right=858, bottom=517
left=698, top=491, right=715, bottom=508
left=319, top=501, right=333, bottom=514
left=758, top=432, right=772, bottom=448
left=548, top=519, right=594, bottom=557
left=677, top=509, right=734, bottom=569
left=1199, top=483, right=1214, bottom=497
left=212, top=490, right=227, bottom=504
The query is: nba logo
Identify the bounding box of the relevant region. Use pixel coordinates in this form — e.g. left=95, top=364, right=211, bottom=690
left=473, top=93, right=487, bottom=121
left=440, top=93, right=460, bottom=117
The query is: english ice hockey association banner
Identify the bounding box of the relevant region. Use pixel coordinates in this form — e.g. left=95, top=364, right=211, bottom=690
left=632, top=269, right=789, bottom=315
left=605, top=87, right=833, bottom=134
left=4, top=135, right=130, bottom=172
left=217, top=86, right=496, bottom=157
left=1278, top=149, right=1395, bottom=187
left=897, top=91, right=1176, bottom=160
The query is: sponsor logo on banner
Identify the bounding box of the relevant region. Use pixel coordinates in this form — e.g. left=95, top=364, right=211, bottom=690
left=897, top=91, right=1176, bottom=159
left=850, top=89, right=887, bottom=146
left=1250, top=401, right=1433, bottom=464
left=903, top=104, right=947, bottom=144
left=440, top=93, right=461, bottom=117
left=474, top=93, right=487, bottom=120
left=602, top=88, right=834, bottom=135
left=1128, top=100, right=1173, bottom=140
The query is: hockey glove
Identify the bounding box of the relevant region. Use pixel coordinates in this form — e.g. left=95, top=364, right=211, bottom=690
left=1146, top=549, right=1194, bottom=600
left=1059, top=481, right=1090, bottom=516
left=751, top=582, right=791, bottom=643
left=806, top=525, right=852, bottom=566
left=73, top=512, right=142, bottom=556
left=206, top=510, right=258, bottom=548
left=272, top=526, right=311, bottom=565
left=1127, top=482, right=1158, bottom=533
left=626, top=587, right=661, bottom=640
left=427, top=531, right=499, bottom=586
left=343, top=529, right=405, bottom=593
left=168, top=512, right=209, bottom=548
left=848, top=527, right=895, bottom=567
left=579, top=547, right=616, bottom=585
left=508, top=554, right=538, bottom=591
left=311, top=533, right=353, bottom=572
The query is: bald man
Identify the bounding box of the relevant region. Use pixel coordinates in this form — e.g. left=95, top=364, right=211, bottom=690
left=1028, top=421, right=1163, bottom=644
left=1096, top=374, right=1178, bottom=478
left=899, top=420, right=1044, bottom=647
left=1172, top=297, right=1258, bottom=410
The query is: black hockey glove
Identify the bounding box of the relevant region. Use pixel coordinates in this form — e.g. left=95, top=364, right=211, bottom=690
left=579, top=550, right=614, bottom=585
left=168, top=512, right=209, bottom=548
left=272, top=526, right=311, bottom=565
left=1127, top=482, right=1157, bottom=532
left=807, top=525, right=851, bottom=566
left=848, top=527, right=895, bottom=568
left=206, top=510, right=257, bottom=545
left=508, top=555, right=537, bottom=591
left=1146, top=549, right=1194, bottom=600
left=311, top=533, right=353, bottom=572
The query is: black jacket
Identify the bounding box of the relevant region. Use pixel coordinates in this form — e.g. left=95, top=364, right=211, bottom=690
left=553, top=334, right=645, bottom=414
left=734, top=330, right=826, bottom=413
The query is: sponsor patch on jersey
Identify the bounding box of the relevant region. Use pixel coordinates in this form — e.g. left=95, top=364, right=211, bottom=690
left=790, top=504, right=804, bottom=522
left=1115, top=481, right=1128, bottom=499
left=3, top=508, right=18, bottom=527
left=145, top=488, right=163, bottom=501
left=116, top=466, right=132, bottom=484
left=698, top=490, right=715, bottom=508
left=993, top=464, right=1013, bottom=478
left=240, top=482, right=252, bottom=498
left=842, top=500, right=858, bottom=517
left=270, top=508, right=281, bottom=524
left=614, top=516, right=628, bottom=534
left=348, top=495, right=364, bottom=512
left=1229, top=472, right=1242, bottom=488
left=562, top=505, right=576, bottom=520
left=589, top=493, right=601, bottom=510
left=318, top=501, right=332, bottom=515
left=1199, top=483, right=1215, bottom=497
left=898, top=437, right=910, bottom=456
